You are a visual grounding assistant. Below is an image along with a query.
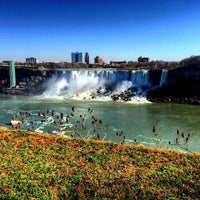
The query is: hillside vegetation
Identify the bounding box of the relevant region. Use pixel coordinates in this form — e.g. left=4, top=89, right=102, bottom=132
left=0, top=128, right=199, bottom=199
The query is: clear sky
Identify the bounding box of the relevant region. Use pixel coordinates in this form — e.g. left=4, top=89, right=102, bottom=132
left=0, top=0, right=200, bottom=63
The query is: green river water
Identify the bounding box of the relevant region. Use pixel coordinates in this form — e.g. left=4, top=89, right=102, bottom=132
left=0, top=95, right=199, bottom=153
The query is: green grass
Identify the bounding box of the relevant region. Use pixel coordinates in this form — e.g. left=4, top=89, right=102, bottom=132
left=0, top=128, right=199, bottom=199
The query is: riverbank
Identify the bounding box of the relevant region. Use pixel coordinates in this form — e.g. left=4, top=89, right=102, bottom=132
left=0, top=128, right=199, bottom=199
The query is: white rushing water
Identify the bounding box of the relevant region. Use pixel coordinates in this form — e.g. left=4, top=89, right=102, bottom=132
left=42, top=69, right=152, bottom=103
left=160, top=70, right=169, bottom=87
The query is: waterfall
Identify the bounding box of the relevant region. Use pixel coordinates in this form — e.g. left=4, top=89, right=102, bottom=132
left=160, top=70, right=168, bottom=87
left=42, top=69, right=151, bottom=103
left=130, top=70, right=150, bottom=88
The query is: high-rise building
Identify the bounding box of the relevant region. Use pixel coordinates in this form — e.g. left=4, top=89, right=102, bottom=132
left=71, top=52, right=82, bottom=63
left=26, top=57, right=37, bottom=64
left=84, top=52, right=89, bottom=64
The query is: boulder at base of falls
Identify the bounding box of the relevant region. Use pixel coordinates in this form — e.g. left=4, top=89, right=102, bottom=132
left=10, top=120, right=22, bottom=126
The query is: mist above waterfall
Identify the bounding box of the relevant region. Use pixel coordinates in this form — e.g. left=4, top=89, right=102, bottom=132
left=62, top=72, right=104, bottom=95
left=113, top=81, right=132, bottom=94
left=42, top=69, right=152, bottom=103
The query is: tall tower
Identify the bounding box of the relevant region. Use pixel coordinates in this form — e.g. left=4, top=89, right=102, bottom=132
left=9, top=61, right=16, bottom=88
left=84, top=52, right=89, bottom=64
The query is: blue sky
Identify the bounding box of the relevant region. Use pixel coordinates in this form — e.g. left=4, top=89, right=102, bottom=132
left=0, top=0, right=200, bottom=63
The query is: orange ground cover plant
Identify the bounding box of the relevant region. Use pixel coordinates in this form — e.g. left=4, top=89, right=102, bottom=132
left=0, top=128, right=199, bottom=199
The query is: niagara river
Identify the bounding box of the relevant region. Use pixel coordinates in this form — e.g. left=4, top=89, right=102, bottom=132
left=0, top=94, right=199, bottom=153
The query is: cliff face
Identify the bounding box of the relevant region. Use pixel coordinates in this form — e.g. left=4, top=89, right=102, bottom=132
left=168, top=63, right=200, bottom=84
left=0, top=68, right=9, bottom=87
left=147, top=63, right=200, bottom=104
left=0, top=67, right=62, bottom=95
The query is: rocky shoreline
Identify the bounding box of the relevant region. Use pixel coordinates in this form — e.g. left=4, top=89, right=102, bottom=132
left=147, top=96, right=200, bottom=105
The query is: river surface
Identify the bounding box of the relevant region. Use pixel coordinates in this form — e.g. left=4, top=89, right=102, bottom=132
left=0, top=94, right=199, bottom=153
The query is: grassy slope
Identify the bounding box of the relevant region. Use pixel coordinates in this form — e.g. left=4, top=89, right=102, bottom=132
left=0, top=128, right=199, bottom=200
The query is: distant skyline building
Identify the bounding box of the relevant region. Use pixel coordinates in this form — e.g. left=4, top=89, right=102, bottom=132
left=94, top=56, right=103, bottom=64
left=2, top=60, right=12, bottom=65
left=71, top=52, right=82, bottom=63
left=26, top=57, right=37, bottom=64
left=110, top=61, right=127, bottom=65
left=138, top=56, right=149, bottom=62
left=84, top=52, right=89, bottom=64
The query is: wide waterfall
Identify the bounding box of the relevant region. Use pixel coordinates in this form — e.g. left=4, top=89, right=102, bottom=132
left=42, top=69, right=163, bottom=103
